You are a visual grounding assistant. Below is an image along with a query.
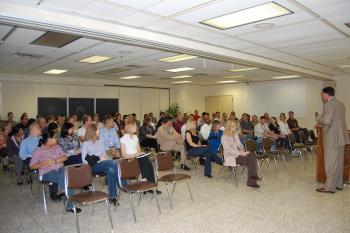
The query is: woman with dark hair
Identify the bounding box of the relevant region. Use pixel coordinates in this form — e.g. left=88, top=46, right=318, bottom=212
left=7, top=124, right=25, bottom=184
left=47, top=122, right=58, bottom=138
left=58, top=122, right=82, bottom=166
left=0, top=120, right=12, bottom=170
left=29, top=133, right=68, bottom=201
left=139, top=117, right=158, bottom=152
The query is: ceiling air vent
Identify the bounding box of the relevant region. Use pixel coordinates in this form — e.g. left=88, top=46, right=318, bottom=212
left=96, top=67, right=132, bottom=75
left=31, top=31, right=80, bottom=48
left=13, top=52, right=42, bottom=59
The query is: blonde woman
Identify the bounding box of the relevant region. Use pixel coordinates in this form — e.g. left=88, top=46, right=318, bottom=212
left=120, top=123, right=161, bottom=194
left=221, top=120, right=260, bottom=188
left=185, top=119, right=222, bottom=178
left=81, top=124, right=121, bottom=205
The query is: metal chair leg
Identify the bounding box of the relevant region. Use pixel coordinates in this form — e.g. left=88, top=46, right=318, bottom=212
left=153, top=188, right=161, bottom=215
left=73, top=204, right=80, bottom=233
left=232, top=168, right=239, bottom=186
left=171, top=182, right=177, bottom=197
left=137, top=193, right=142, bottom=206
left=61, top=200, right=68, bottom=227
left=105, top=200, right=114, bottom=231
left=186, top=180, right=194, bottom=202
left=129, top=193, right=137, bottom=223
left=273, top=156, right=278, bottom=170
left=165, top=183, right=173, bottom=209
left=91, top=203, right=96, bottom=216
left=217, top=166, right=224, bottom=177
left=42, top=185, right=48, bottom=215
left=282, top=154, right=287, bottom=168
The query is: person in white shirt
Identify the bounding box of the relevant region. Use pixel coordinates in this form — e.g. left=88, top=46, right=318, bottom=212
left=199, top=112, right=211, bottom=143
left=254, top=116, right=274, bottom=152
left=278, top=113, right=293, bottom=151
left=120, top=123, right=161, bottom=194
left=78, top=114, right=93, bottom=142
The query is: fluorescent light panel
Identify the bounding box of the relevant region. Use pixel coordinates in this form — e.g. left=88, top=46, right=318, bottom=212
left=170, top=75, right=192, bottom=79
left=44, top=69, right=67, bottom=75
left=337, top=64, right=350, bottom=68
left=159, top=54, right=197, bottom=62
left=228, top=67, right=260, bottom=72
left=120, top=76, right=141, bottom=80
left=271, top=75, right=300, bottom=79
left=165, top=67, right=195, bottom=72
left=201, top=2, right=293, bottom=29
left=217, top=80, right=238, bottom=83
left=172, top=80, right=192, bottom=84
left=79, top=55, right=112, bottom=64
left=223, top=75, right=245, bottom=79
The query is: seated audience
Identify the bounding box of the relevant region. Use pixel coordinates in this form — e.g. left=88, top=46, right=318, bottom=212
left=115, top=113, right=125, bottom=135
left=7, top=112, right=17, bottom=126
left=149, top=112, right=157, bottom=124
left=29, top=133, right=68, bottom=202
left=139, top=117, right=158, bottom=152
left=81, top=124, right=122, bottom=205
left=221, top=120, right=260, bottom=188
left=156, top=112, right=166, bottom=130
left=6, top=124, right=25, bottom=184
left=254, top=116, right=274, bottom=152
left=0, top=121, right=12, bottom=170
left=239, top=113, right=254, bottom=141
left=287, top=111, right=308, bottom=141
left=93, top=113, right=104, bottom=128
left=99, top=115, right=121, bottom=158
left=174, top=113, right=184, bottom=134
left=199, top=112, right=212, bottom=144
left=193, top=110, right=200, bottom=121
left=19, top=122, right=41, bottom=172
left=269, top=117, right=292, bottom=151
left=55, top=115, right=65, bottom=136
left=251, top=114, right=259, bottom=126
left=58, top=122, right=82, bottom=166
left=221, top=113, right=228, bottom=126
left=120, top=123, right=161, bottom=194
left=131, top=113, right=141, bottom=128
left=185, top=119, right=222, bottom=178
left=37, top=116, right=48, bottom=134
left=78, top=114, right=93, bottom=142
left=157, top=117, right=190, bottom=171
left=208, top=120, right=223, bottom=154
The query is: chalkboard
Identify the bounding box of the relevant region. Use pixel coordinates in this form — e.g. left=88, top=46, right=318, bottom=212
left=69, top=98, right=94, bottom=120
left=96, top=98, right=119, bottom=119
left=38, top=98, right=67, bottom=117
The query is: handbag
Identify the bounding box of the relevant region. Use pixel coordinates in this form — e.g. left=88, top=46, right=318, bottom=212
left=85, top=154, right=100, bottom=166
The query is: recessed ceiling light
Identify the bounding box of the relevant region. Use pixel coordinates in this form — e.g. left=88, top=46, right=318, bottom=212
left=120, top=76, right=141, bottom=80
left=228, top=67, right=260, bottom=72
left=254, top=22, right=276, bottom=29
left=337, top=64, right=350, bottom=68
left=170, top=75, right=192, bottom=79
left=172, top=80, right=192, bottom=84
left=44, top=69, right=68, bottom=75
left=217, top=80, right=238, bottom=84
left=201, top=2, right=293, bottom=30
left=159, top=54, right=198, bottom=63
left=165, top=67, right=195, bottom=72
left=271, top=75, right=300, bottom=79
left=223, top=75, right=245, bottom=79
left=79, top=55, right=112, bottom=64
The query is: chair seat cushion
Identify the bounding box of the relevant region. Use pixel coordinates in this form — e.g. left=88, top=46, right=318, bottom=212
left=159, top=173, right=191, bottom=182
left=124, top=181, right=157, bottom=192
left=69, top=191, right=108, bottom=205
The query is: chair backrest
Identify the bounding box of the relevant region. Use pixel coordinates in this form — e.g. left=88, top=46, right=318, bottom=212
left=288, top=134, right=296, bottom=145
left=155, top=152, right=174, bottom=172
left=299, top=131, right=307, bottom=143
left=219, top=144, right=225, bottom=162
left=65, top=164, right=93, bottom=191
left=309, top=130, right=316, bottom=142
left=118, top=158, right=141, bottom=180
left=262, top=137, right=272, bottom=151
left=245, top=140, right=256, bottom=153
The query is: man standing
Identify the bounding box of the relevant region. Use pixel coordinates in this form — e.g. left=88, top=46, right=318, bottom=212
left=316, top=87, right=349, bottom=193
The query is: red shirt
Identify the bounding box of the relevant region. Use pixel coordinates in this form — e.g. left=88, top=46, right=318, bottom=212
left=193, top=114, right=200, bottom=121
left=174, top=120, right=184, bottom=134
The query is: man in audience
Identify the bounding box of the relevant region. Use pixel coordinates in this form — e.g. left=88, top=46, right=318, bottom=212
left=199, top=112, right=211, bottom=144
left=99, top=115, right=121, bottom=159
left=221, top=113, right=228, bottom=126
left=156, top=112, right=166, bottom=130
left=264, top=112, right=271, bottom=125
left=157, top=117, right=190, bottom=171
left=193, top=110, right=200, bottom=121
left=19, top=122, right=41, bottom=173
left=240, top=113, right=254, bottom=141
left=215, top=111, right=221, bottom=120
left=287, top=111, right=308, bottom=141
left=174, top=112, right=184, bottom=134
left=78, top=114, right=93, bottom=142
left=149, top=112, right=157, bottom=124
left=7, top=112, right=16, bottom=126
left=18, top=114, right=29, bottom=129
left=37, top=116, right=48, bottom=134
left=229, top=111, right=238, bottom=121
left=208, top=120, right=223, bottom=154
left=254, top=116, right=273, bottom=152
left=132, top=113, right=141, bottom=127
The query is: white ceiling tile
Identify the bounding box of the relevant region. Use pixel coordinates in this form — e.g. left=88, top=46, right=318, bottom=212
left=0, top=43, right=24, bottom=56
left=5, top=28, right=46, bottom=44
left=18, top=45, right=56, bottom=56
left=103, top=0, right=162, bottom=9
left=119, top=12, right=162, bottom=27
left=145, top=20, right=185, bottom=32
left=42, top=0, right=93, bottom=12
left=60, top=38, right=101, bottom=51
left=293, top=0, right=349, bottom=10
left=0, top=24, right=13, bottom=39
left=78, top=1, right=137, bottom=22
left=145, top=0, right=214, bottom=16
left=313, top=1, right=350, bottom=17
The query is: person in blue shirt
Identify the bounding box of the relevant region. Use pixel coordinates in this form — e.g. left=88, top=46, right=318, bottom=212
left=208, top=120, right=223, bottom=154
left=99, top=115, right=121, bottom=158
left=19, top=122, right=41, bottom=172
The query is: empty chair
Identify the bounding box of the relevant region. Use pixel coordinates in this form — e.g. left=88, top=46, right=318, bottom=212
left=117, top=158, right=161, bottom=222
left=155, top=152, right=193, bottom=209
left=62, top=164, right=113, bottom=233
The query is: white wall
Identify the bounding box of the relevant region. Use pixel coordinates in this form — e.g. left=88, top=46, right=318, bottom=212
left=172, top=79, right=324, bottom=129
left=334, top=75, right=350, bottom=127
left=1, top=81, right=169, bottom=121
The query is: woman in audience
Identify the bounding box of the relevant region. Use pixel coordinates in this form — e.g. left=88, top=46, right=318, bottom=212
left=120, top=123, right=161, bottom=194
left=58, top=122, right=82, bottom=166
left=0, top=121, right=12, bottom=170
left=268, top=117, right=291, bottom=150
left=29, top=132, right=68, bottom=201
left=81, top=124, right=122, bottom=205
left=185, top=119, right=222, bottom=178
left=221, top=120, right=260, bottom=188
left=251, top=115, right=259, bottom=126
left=93, top=113, right=104, bottom=128
left=6, top=124, right=25, bottom=184
left=139, top=117, right=158, bottom=152
left=208, top=120, right=223, bottom=154
left=115, top=113, right=125, bottom=135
